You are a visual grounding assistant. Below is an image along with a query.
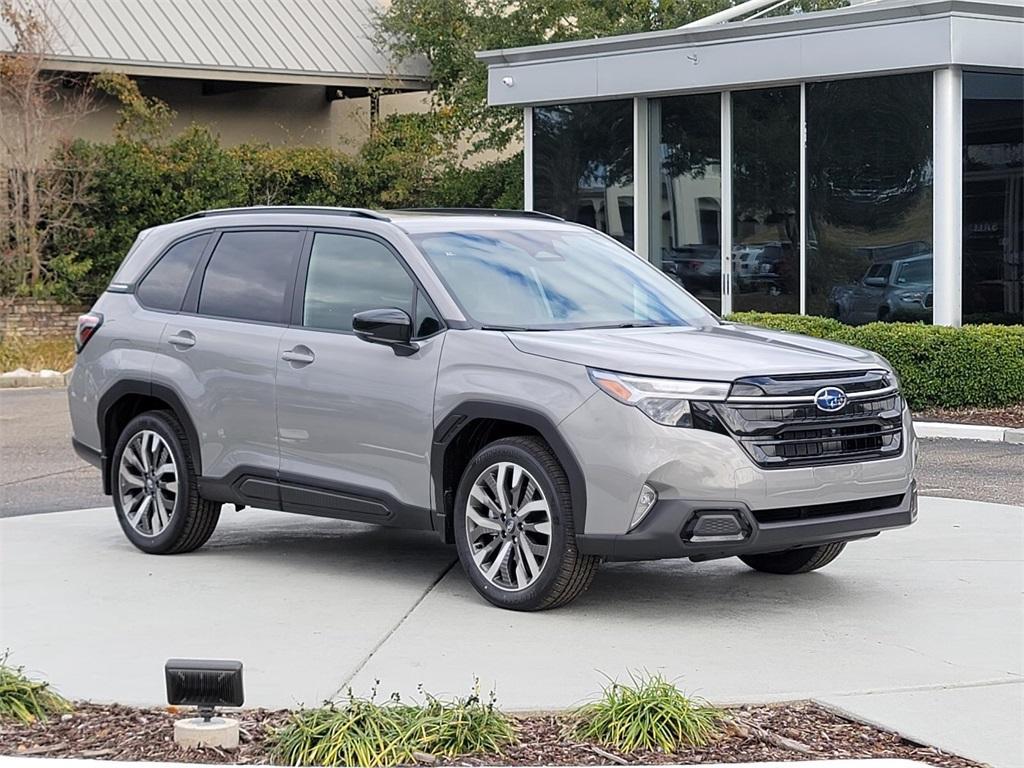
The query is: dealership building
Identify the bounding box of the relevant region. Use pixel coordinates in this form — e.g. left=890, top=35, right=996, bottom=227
left=479, top=0, right=1023, bottom=326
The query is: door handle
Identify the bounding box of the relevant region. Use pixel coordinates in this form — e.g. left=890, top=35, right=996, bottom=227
left=167, top=331, right=195, bottom=349
left=281, top=346, right=315, bottom=365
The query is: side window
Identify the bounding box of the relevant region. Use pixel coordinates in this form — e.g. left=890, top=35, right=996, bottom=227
left=198, top=230, right=302, bottom=323
left=303, top=233, right=415, bottom=333
left=136, top=234, right=210, bottom=311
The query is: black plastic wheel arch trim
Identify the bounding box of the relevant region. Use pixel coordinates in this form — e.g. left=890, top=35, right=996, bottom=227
left=96, top=381, right=204, bottom=494
left=430, top=400, right=588, bottom=544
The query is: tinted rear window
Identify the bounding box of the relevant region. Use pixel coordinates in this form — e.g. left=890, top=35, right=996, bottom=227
left=198, top=230, right=302, bottom=323
left=136, top=234, right=209, bottom=311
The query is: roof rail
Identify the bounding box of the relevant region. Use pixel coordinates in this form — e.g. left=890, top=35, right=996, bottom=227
left=174, top=206, right=391, bottom=222
left=392, top=207, right=565, bottom=221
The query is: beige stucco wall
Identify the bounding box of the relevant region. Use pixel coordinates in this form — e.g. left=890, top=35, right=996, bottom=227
left=66, top=78, right=518, bottom=162
left=72, top=78, right=435, bottom=150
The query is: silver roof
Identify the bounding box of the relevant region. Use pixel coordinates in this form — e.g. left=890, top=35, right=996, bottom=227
left=0, top=0, right=430, bottom=90
left=478, top=0, right=1023, bottom=105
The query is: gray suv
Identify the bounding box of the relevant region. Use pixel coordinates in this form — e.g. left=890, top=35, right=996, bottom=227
left=69, top=207, right=917, bottom=611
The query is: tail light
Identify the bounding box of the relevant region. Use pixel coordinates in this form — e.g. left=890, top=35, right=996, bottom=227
left=75, top=312, right=103, bottom=352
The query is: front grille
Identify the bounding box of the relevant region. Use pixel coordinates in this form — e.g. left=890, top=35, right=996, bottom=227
left=752, top=493, right=906, bottom=524
left=711, top=371, right=904, bottom=469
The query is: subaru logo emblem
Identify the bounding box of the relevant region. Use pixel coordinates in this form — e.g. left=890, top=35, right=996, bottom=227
left=814, top=386, right=848, bottom=412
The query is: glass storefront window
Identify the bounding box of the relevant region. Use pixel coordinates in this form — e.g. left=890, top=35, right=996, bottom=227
left=649, top=93, right=722, bottom=314
left=532, top=101, right=634, bottom=246
left=806, top=73, right=933, bottom=325
left=731, top=87, right=801, bottom=314
left=963, top=71, right=1023, bottom=325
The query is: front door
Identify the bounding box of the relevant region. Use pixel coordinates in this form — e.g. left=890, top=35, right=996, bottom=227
left=275, top=230, right=445, bottom=527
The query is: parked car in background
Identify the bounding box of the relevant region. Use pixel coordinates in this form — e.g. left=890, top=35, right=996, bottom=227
left=829, top=254, right=934, bottom=325
left=734, top=243, right=790, bottom=295
left=660, top=244, right=721, bottom=294
left=68, top=207, right=917, bottom=611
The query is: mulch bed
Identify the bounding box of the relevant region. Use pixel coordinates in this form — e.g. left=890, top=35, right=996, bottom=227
left=0, top=701, right=981, bottom=766
left=914, top=403, right=1024, bottom=429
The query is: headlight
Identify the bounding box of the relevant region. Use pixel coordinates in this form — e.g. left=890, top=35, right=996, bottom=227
left=588, top=369, right=730, bottom=427
left=899, top=292, right=924, bottom=303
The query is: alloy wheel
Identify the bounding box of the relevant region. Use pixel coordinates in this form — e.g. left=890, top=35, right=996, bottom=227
left=465, top=461, right=552, bottom=591
left=118, top=430, right=178, bottom=537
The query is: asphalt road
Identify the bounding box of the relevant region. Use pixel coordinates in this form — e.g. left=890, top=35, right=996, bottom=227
left=1, top=387, right=1021, bottom=517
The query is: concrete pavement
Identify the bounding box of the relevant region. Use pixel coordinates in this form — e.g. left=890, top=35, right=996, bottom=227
left=0, top=388, right=108, bottom=516
left=1, top=497, right=1020, bottom=766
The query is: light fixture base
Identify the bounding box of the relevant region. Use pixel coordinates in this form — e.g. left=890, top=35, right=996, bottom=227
left=173, top=716, right=240, bottom=750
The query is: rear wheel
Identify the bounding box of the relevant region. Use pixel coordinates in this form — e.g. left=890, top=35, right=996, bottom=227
left=739, top=542, right=846, bottom=574
left=111, top=410, right=220, bottom=554
left=453, top=436, right=599, bottom=611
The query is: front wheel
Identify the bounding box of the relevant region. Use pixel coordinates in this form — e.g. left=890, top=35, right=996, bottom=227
left=111, top=410, right=220, bottom=554
left=739, top=542, right=846, bottom=574
left=453, top=436, right=599, bottom=611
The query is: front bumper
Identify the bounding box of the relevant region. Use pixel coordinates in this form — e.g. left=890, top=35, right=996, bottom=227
left=577, top=480, right=917, bottom=562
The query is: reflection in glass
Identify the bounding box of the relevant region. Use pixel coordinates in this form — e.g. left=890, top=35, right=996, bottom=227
left=532, top=101, right=634, bottom=246
left=963, top=72, right=1023, bottom=325
left=806, top=74, right=933, bottom=325
left=649, top=93, right=722, bottom=313
left=732, top=87, right=801, bottom=313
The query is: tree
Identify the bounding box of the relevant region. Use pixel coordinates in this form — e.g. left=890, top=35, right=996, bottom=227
left=378, top=0, right=846, bottom=156
left=0, top=0, right=94, bottom=295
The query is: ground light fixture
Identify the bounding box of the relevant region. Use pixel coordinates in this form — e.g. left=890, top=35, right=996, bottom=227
left=165, top=659, right=244, bottom=749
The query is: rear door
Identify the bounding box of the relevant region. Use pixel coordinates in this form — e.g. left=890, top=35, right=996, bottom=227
left=151, top=227, right=304, bottom=486
left=274, top=229, right=445, bottom=527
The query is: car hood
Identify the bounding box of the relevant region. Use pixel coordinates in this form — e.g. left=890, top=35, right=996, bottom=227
left=505, top=323, right=886, bottom=381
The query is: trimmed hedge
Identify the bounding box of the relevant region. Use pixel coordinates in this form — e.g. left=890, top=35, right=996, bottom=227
left=727, top=312, right=1024, bottom=410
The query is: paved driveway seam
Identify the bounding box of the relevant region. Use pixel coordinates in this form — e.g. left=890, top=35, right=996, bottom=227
left=329, top=557, right=459, bottom=701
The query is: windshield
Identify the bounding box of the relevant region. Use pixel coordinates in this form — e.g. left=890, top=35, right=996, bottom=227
left=896, top=258, right=932, bottom=285
left=410, top=227, right=718, bottom=330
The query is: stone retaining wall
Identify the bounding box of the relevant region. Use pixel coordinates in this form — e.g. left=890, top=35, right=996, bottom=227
left=0, top=298, right=88, bottom=340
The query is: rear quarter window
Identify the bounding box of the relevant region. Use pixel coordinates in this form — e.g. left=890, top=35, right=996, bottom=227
left=136, top=234, right=210, bottom=311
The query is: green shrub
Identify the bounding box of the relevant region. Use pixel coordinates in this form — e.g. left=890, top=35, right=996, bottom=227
left=573, top=672, right=723, bottom=753
left=729, top=312, right=1024, bottom=409
left=0, top=654, right=72, bottom=723
left=269, top=685, right=515, bottom=767
left=34, top=118, right=524, bottom=303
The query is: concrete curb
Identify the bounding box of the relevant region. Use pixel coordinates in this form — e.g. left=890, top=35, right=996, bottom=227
left=915, top=420, right=1024, bottom=443
left=0, top=369, right=71, bottom=389
left=0, top=759, right=933, bottom=768
left=0, top=373, right=69, bottom=389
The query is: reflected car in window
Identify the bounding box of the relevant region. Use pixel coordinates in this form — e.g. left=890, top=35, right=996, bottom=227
left=828, top=255, right=933, bottom=325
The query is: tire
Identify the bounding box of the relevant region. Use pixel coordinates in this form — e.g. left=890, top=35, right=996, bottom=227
left=739, top=542, right=847, bottom=575
left=453, top=436, right=600, bottom=611
left=111, top=410, right=220, bottom=555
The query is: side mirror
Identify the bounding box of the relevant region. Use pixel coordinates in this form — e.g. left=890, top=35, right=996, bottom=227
left=352, top=308, right=417, bottom=355
left=863, top=276, right=887, bottom=287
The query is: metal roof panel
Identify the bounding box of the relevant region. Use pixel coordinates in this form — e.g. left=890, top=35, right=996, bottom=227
left=0, top=0, right=429, bottom=88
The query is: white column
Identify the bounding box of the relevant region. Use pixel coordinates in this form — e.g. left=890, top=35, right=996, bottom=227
left=523, top=106, right=534, bottom=211
left=720, top=91, right=733, bottom=316
left=932, top=67, right=963, bottom=327
left=633, top=97, right=650, bottom=260
left=799, top=82, right=808, bottom=316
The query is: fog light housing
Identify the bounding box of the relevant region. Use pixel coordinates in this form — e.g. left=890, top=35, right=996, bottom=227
left=630, top=484, right=658, bottom=530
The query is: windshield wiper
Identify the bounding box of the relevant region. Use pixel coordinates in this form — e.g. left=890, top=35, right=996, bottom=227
left=480, top=324, right=536, bottom=331
left=580, top=322, right=676, bottom=330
